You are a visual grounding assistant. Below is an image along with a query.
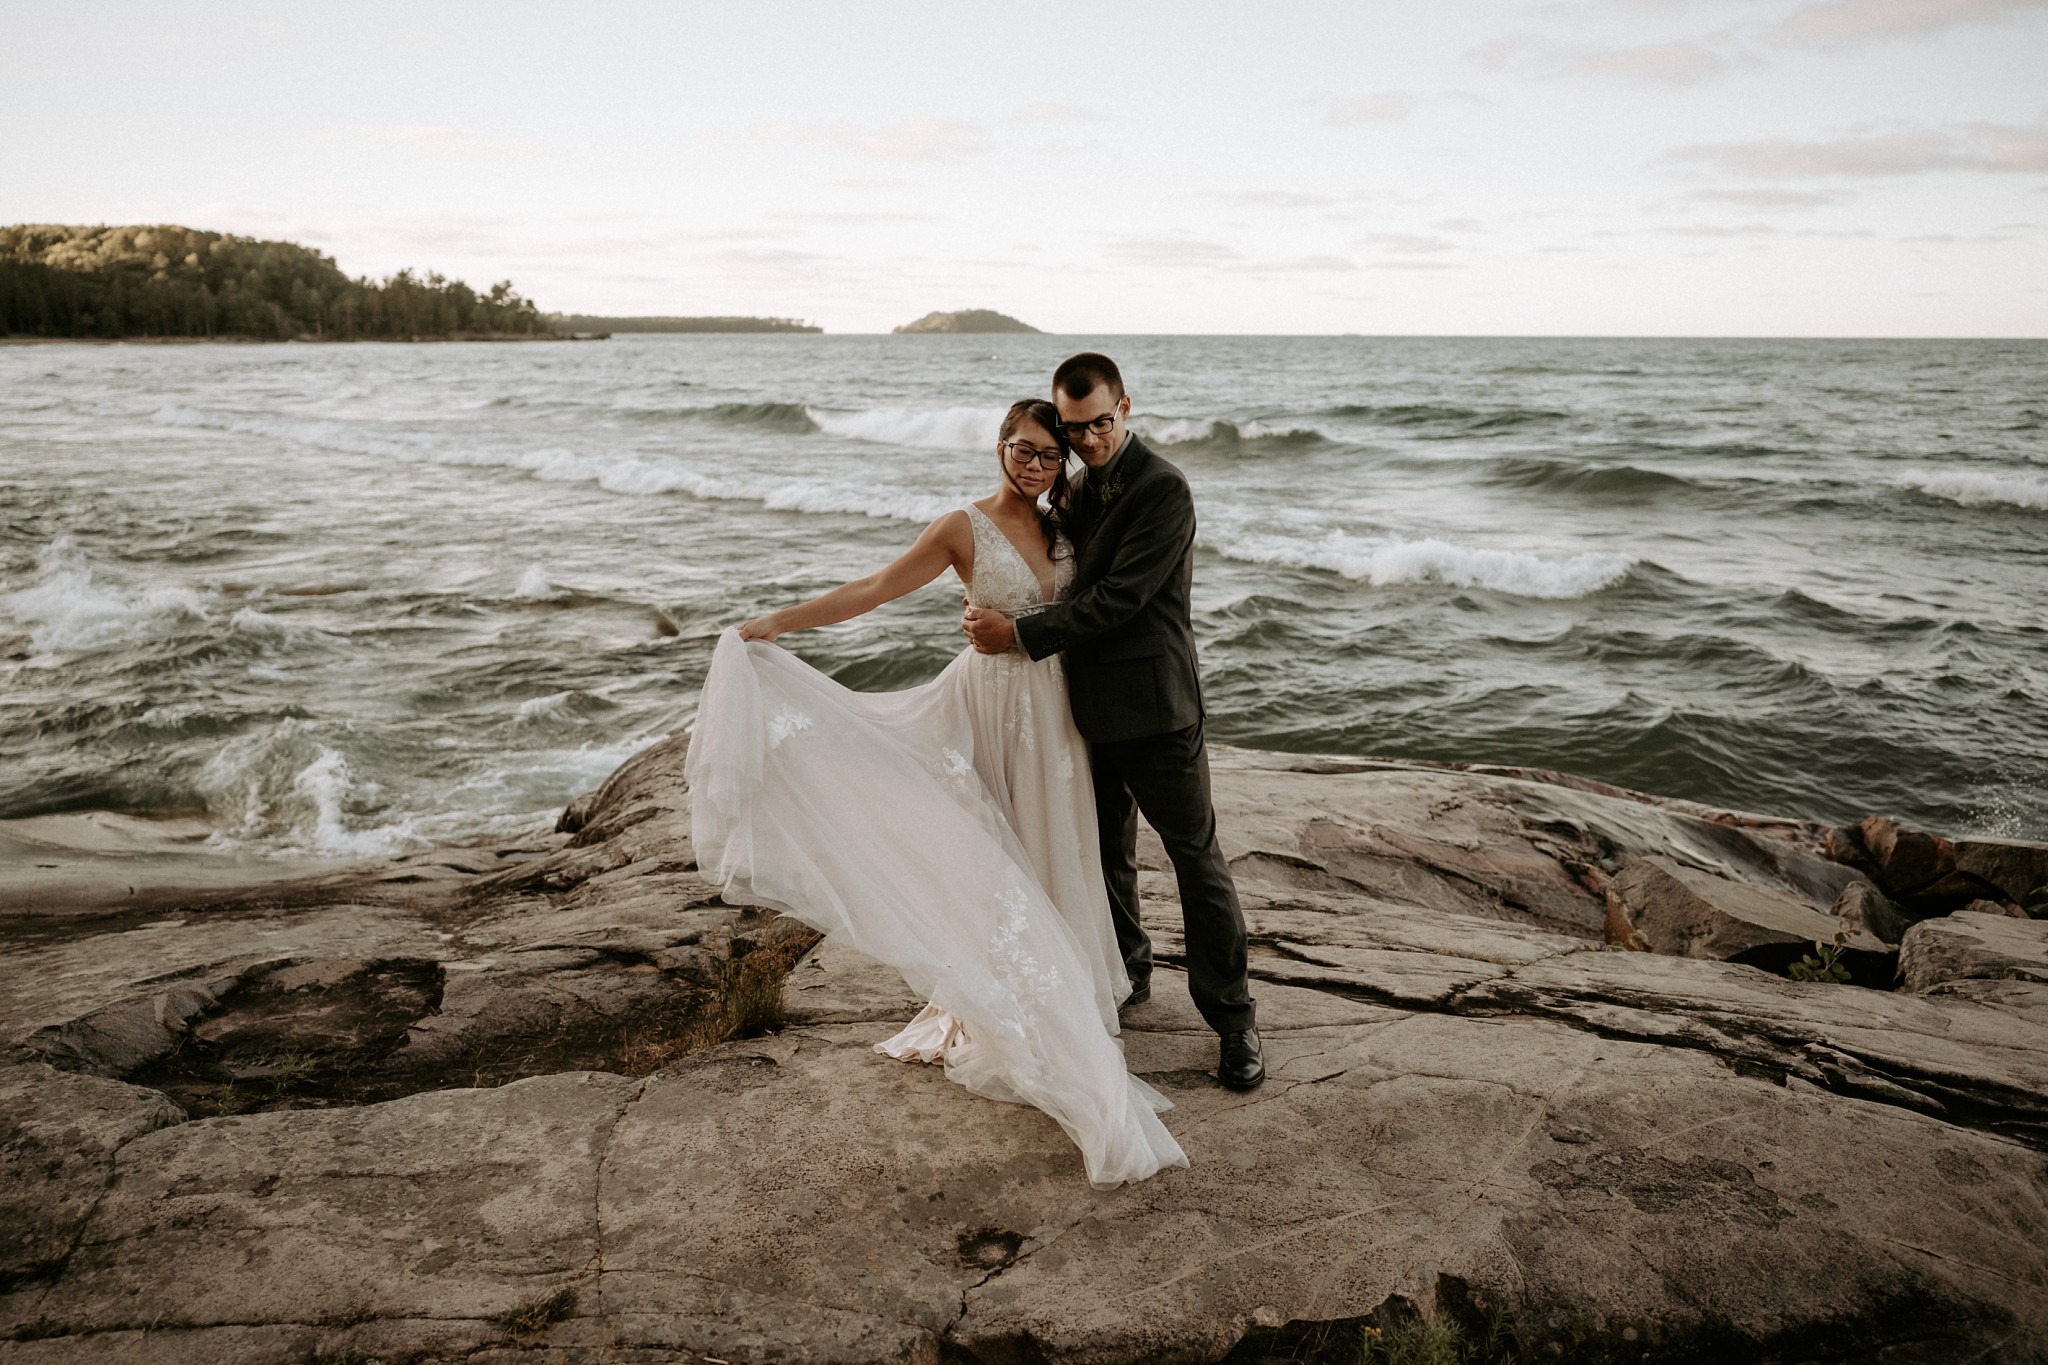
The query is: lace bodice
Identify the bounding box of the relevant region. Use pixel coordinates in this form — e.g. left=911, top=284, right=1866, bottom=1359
left=965, top=504, right=1073, bottom=617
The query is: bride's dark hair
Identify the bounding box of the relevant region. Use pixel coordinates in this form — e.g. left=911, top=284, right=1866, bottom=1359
left=998, top=398, right=1073, bottom=557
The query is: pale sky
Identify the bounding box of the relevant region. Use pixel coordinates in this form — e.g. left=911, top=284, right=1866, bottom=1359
left=8, top=1, right=2046, bottom=335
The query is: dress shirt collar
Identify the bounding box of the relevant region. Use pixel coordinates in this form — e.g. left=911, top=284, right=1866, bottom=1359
left=1086, top=431, right=1134, bottom=485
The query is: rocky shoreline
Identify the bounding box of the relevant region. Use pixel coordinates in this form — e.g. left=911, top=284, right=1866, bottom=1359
left=0, top=333, right=603, bottom=346
left=3, top=738, right=2046, bottom=1362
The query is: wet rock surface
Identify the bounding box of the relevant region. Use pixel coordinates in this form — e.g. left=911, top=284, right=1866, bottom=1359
left=3, top=738, right=2047, bottom=1362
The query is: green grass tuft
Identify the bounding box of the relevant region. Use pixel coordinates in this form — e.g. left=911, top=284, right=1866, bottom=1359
left=1360, top=1309, right=1519, bottom=1365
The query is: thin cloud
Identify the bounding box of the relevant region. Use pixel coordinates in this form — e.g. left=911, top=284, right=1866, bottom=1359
left=770, top=211, right=933, bottom=225
left=1324, top=91, right=1421, bottom=125
left=1656, top=223, right=1781, bottom=236
left=1233, top=255, right=1358, bottom=273
left=1473, top=0, right=2045, bottom=89
left=1358, top=231, right=1458, bottom=254
left=1211, top=191, right=1346, bottom=209
left=1665, top=121, right=2048, bottom=177
left=765, top=118, right=987, bottom=163
left=380, top=124, right=547, bottom=159
left=1688, top=187, right=1852, bottom=208
left=1471, top=33, right=1752, bottom=86
left=1101, top=237, right=1355, bottom=274
left=1764, top=0, right=2048, bottom=51
left=1105, top=235, right=1244, bottom=267
left=1013, top=102, right=1103, bottom=123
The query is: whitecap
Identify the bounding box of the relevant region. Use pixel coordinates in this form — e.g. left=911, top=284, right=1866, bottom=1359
left=1900, top=468, right=2048, bottom=512
left=514, top=690, right=580, bottom=723
left=292, top=748, right=417, bottom=857
left=145, top=399, right=967, bottom=524
left=513, top=565, right=557, bottom=599
left=808, top=404, right=1002, bottom=451
left=1, top=537, right=211, bottom=654
left=1212, top=530, right=1635, bottom=599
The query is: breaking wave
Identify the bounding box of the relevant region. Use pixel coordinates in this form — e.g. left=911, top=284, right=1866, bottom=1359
left=1212, top=530, right=1637, bottom=599
left=1900, top=468, right=2048, bottom=512
left=2, top=537, right=213, bottom=654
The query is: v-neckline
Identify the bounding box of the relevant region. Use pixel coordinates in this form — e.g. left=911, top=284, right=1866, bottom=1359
left=969, top=503, right=1056, bottom=603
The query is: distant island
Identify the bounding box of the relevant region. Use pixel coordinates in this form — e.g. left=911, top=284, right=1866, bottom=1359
left=893, top=309, right=1039, bottom=334
left=549, top=315, right=820, bottom=334
left=0, top=224, right=560, bottom=342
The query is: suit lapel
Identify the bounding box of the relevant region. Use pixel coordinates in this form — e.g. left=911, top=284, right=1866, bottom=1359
left=1069, top=470, right=1103, bottom=549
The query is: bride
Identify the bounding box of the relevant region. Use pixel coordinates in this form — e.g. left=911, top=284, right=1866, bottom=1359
left=685, top=399, right=1187, bottom=1188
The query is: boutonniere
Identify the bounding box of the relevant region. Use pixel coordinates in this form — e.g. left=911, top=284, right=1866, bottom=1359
left=1096, top=472, right=1125, bottom=507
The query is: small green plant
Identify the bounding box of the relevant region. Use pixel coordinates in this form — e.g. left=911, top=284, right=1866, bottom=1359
left=1788, top=930, right=1853, bottom=984
left=2024, top=884, right=2048, bottom=920
left=267, top=1050, right=311, bottom=1096
left=491, top=1284, right=577, bottom=1335
left=1360, top=1308, right=1519, bottom=1365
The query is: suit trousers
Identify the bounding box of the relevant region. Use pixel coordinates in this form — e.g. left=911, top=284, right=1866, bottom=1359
left=1089, top=719, right=1256, bottom=1034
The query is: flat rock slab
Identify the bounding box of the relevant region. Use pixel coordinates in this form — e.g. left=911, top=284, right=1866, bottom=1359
left=6, top=970, right=2046, bottom=1363
left=0, top=1065, right=184, bottom=1285
left=8, top=736, right=2048, bottom=1362
left=1902, top=912, right=2048, bottom=992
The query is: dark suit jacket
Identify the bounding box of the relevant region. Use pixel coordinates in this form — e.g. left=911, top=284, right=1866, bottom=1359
left=1015, top=435, right=1204, bottom=743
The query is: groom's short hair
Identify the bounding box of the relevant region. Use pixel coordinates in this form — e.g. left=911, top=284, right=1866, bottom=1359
left=1053, top=352, right=1124, bottom=403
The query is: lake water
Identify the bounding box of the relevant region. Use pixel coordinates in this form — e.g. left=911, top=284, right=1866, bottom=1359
left=3, top=333, right=2043, bottom=856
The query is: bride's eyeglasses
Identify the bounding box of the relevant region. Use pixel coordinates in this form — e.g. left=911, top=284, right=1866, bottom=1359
left=1000, top=441, right=1066, bottom=469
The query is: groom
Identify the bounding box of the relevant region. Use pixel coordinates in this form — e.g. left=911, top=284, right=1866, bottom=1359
left=963, top=352, right=1262, bottom=1090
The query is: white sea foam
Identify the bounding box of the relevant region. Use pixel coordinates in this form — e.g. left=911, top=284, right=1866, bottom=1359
left=515, top=690, right=580, bottom=723
left=808, top=405, right=1002, bottom=451
left=1, top=537, right=211, bottom=653
left=197, top=720, right=432, bottom=857
left=1901, top=469, right=2048, bottom=512
left=1213, top=530, right=1635, bottom=598
left=292, top=748, right=417, bottom=857
left=1134, top=414, right=1328, bottom=446
left=513, top=565, right=558, bottom=599
left=148, top=400, right=968, bottom=523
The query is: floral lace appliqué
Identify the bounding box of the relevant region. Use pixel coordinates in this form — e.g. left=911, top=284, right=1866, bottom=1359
left=767, top=707, right=814, bottom=748
left=989, top=884, right=1061, bottom=1007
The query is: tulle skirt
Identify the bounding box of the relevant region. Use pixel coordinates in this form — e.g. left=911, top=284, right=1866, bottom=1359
left=686, top=629, right=1186, bottom=1188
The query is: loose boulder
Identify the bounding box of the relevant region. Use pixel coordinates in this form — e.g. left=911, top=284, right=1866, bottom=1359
left=1899, top=911, right=2048, bottom=993
left=1954, top=835, right=2048, bottom=907
left=1833, top=878, right=1912, bottom=946
left=1606, top=856, right=1891, bottom=978
left=1828, top=817, right=2024, bottom=918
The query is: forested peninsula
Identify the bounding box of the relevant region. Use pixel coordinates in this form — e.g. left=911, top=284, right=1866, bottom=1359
left=0, top=224, right=555, bottom=341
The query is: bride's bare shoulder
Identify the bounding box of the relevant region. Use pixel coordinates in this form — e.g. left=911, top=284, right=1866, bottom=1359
left=918, top=508, right=974, bottom=563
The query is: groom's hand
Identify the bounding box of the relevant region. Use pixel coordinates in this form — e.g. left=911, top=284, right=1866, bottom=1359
left=962, top=606, right=1015, bottom=654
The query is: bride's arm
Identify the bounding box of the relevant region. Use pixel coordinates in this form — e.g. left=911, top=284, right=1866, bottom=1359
left=739, top=511, right=972, bottom=641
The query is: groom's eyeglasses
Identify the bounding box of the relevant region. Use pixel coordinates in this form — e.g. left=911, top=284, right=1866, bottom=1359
left=1001, top=441, right=1066, bottom=469
left=1057, top=412, right=1118, bottom=442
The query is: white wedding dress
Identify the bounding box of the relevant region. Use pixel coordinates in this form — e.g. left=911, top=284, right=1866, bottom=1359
left=686, top=505, right=1187, bottom=1188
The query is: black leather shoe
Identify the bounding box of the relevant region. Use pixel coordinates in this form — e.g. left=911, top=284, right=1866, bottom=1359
left=1218, top=1026, right=1265, bottom=1090
left=1119, top=979, right=1151, bottom=1011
